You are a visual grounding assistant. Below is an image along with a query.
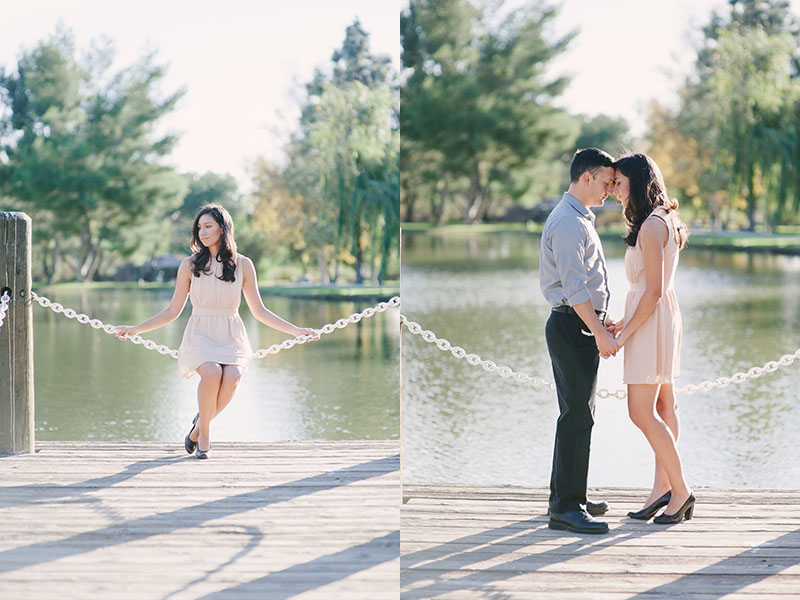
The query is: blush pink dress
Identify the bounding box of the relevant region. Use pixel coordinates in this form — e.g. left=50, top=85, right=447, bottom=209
left=177, top=254, right=253, bottom=378
left=623, top=209, right=682, bottom=385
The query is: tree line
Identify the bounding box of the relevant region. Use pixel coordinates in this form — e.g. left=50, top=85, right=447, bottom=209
left=0, top=21, right=398, bottom=284
left=401, top=0, right=800, bottom=232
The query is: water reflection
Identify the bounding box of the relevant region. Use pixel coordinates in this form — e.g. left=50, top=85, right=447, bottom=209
left=34, top=290, right=399, bottom=441
left=402, top=230, right=800, bottom=488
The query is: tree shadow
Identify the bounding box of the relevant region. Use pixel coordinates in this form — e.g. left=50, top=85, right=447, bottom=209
left=626, top=526, right=800, bottom=599
left=0, top=453, right=399, bottom=579
left=401, top=514, right=666, bottom=598
left=196, top=531, right=400, bottom=599
left=161, top=524, right=265, bottom=600
left=0, top=454, right=186, bottom=509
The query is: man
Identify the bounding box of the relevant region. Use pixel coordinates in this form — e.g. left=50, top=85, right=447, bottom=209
left=539, top=148, right=617, bottom=535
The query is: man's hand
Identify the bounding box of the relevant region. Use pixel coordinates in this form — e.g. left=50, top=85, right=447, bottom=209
left=596, top=329, right=618, bottom=359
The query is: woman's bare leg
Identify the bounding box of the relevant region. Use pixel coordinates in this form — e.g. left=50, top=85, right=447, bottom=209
left=189, top=362, right=223, bottom=452
left=645, top=384, right=680, bottom=505
left=628, top=383, right=691, bottom=512
left=215, top=365, right=245, bottom=417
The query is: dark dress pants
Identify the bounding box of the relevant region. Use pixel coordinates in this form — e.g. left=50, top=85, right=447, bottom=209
left=545, top=310, right=600, bottom=514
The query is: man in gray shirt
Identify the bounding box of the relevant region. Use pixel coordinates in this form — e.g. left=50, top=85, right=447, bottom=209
left=540, top=148, right=617, bottom=534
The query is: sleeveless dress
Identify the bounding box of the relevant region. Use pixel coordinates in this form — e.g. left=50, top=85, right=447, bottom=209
left=177, top=254, right=254, bottom=379
left=623, top=209, right=682, bottom=385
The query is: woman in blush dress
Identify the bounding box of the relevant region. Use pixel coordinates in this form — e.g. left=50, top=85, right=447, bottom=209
left=115, top=204, right=317, bottom=459
left=608, top=154, right=694, bottom=524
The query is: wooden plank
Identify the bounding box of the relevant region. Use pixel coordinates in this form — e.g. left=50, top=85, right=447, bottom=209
left=401, top=483, right=800, bottom=599
left=0, top=441, right=400, bottom=599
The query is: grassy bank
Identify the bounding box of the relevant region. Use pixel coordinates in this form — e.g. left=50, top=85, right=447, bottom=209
left=402, top=222, right=800, bottom=254
left=35, top=281, right=399, bottom=301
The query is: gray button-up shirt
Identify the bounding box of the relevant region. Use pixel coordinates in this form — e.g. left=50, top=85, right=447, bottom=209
left=540, top=193, right=610, bottom=312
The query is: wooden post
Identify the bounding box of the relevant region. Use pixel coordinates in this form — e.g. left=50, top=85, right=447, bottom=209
left=0, top=212, right=34, bottom=455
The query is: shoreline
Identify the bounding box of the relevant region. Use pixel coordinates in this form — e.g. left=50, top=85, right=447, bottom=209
left=402, top=222, right=800, bottom=255
left=34, top=281, right=400, bottom=301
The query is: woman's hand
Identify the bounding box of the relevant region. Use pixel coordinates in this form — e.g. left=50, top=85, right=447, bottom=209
left=606, top=317, right=624, bottom=337
left=295, top=327, right=320, bottom=342
left=114, top=326, right=139, bottom=340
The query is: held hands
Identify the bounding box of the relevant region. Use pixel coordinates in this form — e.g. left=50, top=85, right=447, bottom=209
left=598, top=317, right=625, bottom=359
left=596, top=329, right=618, bottom=360
left=605, top=317, right=623, bottom=337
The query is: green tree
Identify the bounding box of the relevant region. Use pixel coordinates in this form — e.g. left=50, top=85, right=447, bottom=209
left=251, top=20, right=399, bottom=285
left=401, top=0, right=577, bottom=223
left=651, top=0, right=800, bottom=230
left=0, top=28, right=186, bottom=281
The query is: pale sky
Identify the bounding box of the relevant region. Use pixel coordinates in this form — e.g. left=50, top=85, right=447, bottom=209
left=547, top=0, right=800, bottom=137
left=0, top=0, right=402, bottom=190
left=3, top=1, right=800, bottom=189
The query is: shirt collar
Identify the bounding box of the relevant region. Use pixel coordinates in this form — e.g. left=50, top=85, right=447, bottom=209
left=563, top=192, right=595, bottom=224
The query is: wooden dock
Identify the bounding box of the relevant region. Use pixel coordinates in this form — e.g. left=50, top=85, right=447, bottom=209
left=0, top=441, right=399, bottom=599
left=401, top=484, right=800, bottom=599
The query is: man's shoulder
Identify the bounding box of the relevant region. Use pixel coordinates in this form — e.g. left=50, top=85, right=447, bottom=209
left=543, top=207, right=588, bottom=236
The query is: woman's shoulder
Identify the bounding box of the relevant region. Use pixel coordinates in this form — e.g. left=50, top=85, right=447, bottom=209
left=179, top=255, right=195, bottom=270
left=235, top=253, right=255, bottom=271
left=640, top=213, right=670, bottom=243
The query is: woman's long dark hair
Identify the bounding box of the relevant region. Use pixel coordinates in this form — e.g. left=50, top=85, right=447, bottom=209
left=616, top=153, right=688, bottom=249
left=190, top=204, right=237, bottom=281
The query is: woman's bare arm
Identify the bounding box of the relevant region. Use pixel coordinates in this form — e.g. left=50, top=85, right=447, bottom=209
left=616, top=217, right=668, bottom=347
left=114, top=258, right=192, bottom=338
left=240, top=256, right=317, bottom=338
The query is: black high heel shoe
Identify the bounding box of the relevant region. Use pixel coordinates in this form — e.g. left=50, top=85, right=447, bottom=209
left=653, top=493, right=695, bottom=524
left=184, top=413, right=200, bottom=454
left=627, top=491, right=671, bottom=520
left=195, top=443, right=211, bottom=460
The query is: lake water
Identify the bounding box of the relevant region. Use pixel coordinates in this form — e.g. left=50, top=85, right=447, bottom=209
left=32, top=289, right=399, bottom=442
left=401, top=230, right=800, bottom=488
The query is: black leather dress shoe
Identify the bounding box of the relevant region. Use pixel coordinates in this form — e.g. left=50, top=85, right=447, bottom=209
left=586, top=499, right=608, bottom=516
left=548, top=499, right=608, bottom=516
left=549, top=509, right=609, bottom=534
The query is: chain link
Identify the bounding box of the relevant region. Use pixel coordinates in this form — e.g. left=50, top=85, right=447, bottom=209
left=31, top=291, right=179, bottom=357
left=30, top=291, right=399, bottom=360
left=400, top=315, right=555, bottom=391
left=400, top=315, right=800, bottom=398
left=252, top=296, right=399, bottom=359
left=0, top=291, right=10, bottom=332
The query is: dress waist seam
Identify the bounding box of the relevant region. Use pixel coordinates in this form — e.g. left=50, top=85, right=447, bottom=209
left=191, top=308, right=239, bottom=316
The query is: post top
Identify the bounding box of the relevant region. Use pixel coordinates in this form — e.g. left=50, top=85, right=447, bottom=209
left=0, top=212, right=32, bottom=223
left=0, top=212, right=31, bottom=221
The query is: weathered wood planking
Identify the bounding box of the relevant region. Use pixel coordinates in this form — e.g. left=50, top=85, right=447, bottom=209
left=0, top=441, right=400, bottom=599
left=401, top=483, right=800, bottom=599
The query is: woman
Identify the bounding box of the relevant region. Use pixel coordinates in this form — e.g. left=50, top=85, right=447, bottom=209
left=609, top=154, right=694, bottom=524
left=115, top=204, right=317, bottom=459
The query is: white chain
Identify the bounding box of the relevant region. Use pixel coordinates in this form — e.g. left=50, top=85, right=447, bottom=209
left=30, top=291, right=399, bottom=360
left=30, top=291, right=179, bottom=357
left=400, top=315, right=800, bottom=398
left=0, top=291, right=10, bottom=332
left=252, top=296, right=400, bottom=359
left=400, top=316, right=555, bottom=391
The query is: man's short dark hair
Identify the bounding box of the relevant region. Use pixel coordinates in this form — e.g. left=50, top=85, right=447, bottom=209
left=570, top=148, right=614, bottom=183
